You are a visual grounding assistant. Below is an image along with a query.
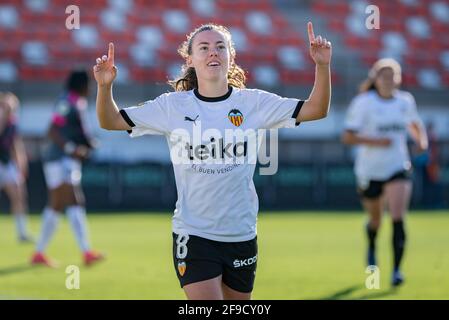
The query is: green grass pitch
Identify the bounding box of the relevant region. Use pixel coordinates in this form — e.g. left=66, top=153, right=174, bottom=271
left=0, top=211, right=448, bottom=300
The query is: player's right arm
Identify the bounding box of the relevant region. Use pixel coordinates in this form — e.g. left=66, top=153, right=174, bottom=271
left=341, top=95, right=391, bottom=147
left=341, top=130, right=391, bottom=147
left=93, top=43, right=130, bottom=131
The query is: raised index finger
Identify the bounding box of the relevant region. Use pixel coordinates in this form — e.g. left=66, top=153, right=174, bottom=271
left=108, top=42, right=114, bottom=64
left=307, top=22, right=315, bottom=43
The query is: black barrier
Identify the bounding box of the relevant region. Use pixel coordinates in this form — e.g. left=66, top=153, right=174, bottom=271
left=0, top=161, right=447, bottom=213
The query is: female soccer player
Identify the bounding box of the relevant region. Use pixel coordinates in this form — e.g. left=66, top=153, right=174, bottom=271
left=31, top=70, right=104, bottom=267
left=342, top=58, right=428, bottom=286
left=0, top=92, right=33, bottom=242
left=94, top=22, right=331, bottom=299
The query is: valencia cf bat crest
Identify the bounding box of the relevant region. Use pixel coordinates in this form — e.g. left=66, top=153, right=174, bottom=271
left=228, top=109, right=244, bottom=127
left=177, top=261, right=186, bottom=276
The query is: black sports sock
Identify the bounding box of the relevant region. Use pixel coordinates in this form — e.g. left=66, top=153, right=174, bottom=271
left=366, top=223, right=378, bottom=252
left=393, top=220, right=406, bottom=271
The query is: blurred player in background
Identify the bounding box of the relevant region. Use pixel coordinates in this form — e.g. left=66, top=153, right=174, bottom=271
left=0, top=92, right=33, bottom=243
left=94, top=22, right=331, bottom=299
left=31, top=70, right=104, bottom=267
left=342, top=58, right=428, bottom=286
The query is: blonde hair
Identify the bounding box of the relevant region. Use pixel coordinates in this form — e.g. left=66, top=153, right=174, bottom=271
left=0, top=92, right=19, bottom=113
left=168, top=24, right=246, bottom=91
left=359, top=58, right=402, bottom=93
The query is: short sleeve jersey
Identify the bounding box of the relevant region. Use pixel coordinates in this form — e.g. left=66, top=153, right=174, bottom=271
left=121, top=87, right=303, bottom=242
left=344, top=90, right=421, bottom=180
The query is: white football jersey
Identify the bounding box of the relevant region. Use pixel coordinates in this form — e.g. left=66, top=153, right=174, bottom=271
left=344, top=90, right=422, bottom=181
left=121, top=87, right=303, bottom=242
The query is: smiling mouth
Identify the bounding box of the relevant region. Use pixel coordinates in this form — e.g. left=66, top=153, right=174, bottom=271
left=207, top=62, right=221, bottom=67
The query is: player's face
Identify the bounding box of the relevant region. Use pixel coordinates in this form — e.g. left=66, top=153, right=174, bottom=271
left=375, top=67, right=397, bottom=94
left=188, top=30, right=231, bottom=83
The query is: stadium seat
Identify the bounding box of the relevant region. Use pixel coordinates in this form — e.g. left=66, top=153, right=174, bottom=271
left=245, top=11, right=273, bottom=36
left=0, top=0, right=333, bottom=85
left=190, top=0, right=216, bottom=17
left=440, top=50, right=449, bottom=70
left=406, top=16, right=432, bottom=39
left=21, top=41, right=49, bottom=65
left=442, top=73, right=449, bottom=87
left=278, top=46, right=306, bottom=70
left=72, top=25, right=100, bottom=48
left=135, top=26, right=163, bottom=50
left=252, top=65, right=279, bottom=87
left=0, top=60, right=18, bottom=82
left=430, top=1, right=449, bottom=23
left=163, top=10, right=191, bottom=34
left=228, top=27, right=249, bottom=52
left=418, top=68, right=443, bottom=89
left=312, top=0, right=449, bottom=88
left=0, top=5, right=19, bottom=29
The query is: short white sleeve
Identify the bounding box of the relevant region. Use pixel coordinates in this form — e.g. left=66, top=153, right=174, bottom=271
left=255, top=89, right=304, bottom=129
left=120, top=93, right=170, bottom=137
left=402, top=92, right=421, bottom=125
left=344, top=95, right=366, bottom=131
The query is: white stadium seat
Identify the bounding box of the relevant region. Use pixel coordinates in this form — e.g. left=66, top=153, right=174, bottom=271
left=253, top=65, right=279, bottom=87
left=417, top=68, right=442, bottom=89
left=21, top=41, right=49, bottom=65
left=0, top=5, right=19, bottom=29
left=245, top=11, right=272, bottom=35
left=72, top=25, right=99, bottom=48
left=163, top=10, right=190, bottom=34
left=0, top=60, right=18, bottom=82
left=406, top=16, right=431, bottom=39
left=190, top=0, right=216, bottom=17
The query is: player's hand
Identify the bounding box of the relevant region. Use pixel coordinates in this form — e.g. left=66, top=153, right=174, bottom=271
left=307, top=22, right=332, bottom=66
left=73, top=145, right=90, bottom=160
left=413, top=143, right=428, bottom=155
left=93, top=42, right=117, bottom=87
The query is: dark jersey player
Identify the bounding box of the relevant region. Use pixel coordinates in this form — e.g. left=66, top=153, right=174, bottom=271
left=0, top=92, right=33, bottom=242
left=31, top=70, right=104, bottom=267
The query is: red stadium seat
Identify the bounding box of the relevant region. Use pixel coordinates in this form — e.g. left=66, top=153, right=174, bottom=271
left=130, top=67, right=167, bottom=83
left=5, top=0, right=339, bottom=85
left=402, top=72, right=418, bottom=87
left=442, top=73, right=449, bottom=87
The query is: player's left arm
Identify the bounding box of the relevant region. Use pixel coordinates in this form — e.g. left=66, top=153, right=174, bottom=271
left=78, top=124, right=97, bottom=150
left=297, top=22, right=332, bottom=122
left=408, top=120, right=428, bottom=153
left=405, top=96, right=428, bottom=153
left=11, top=135, right=28, bottom=180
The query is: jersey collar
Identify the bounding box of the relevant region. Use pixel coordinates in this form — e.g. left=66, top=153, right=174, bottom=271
left=193, top=86, right=233, bottom=102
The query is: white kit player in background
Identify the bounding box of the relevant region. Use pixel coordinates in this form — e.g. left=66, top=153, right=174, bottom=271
left=342, top=58, right=428, bottom=287
left=94, top=22, right=332, bottom=299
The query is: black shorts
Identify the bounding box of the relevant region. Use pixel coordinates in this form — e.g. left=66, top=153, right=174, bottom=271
left=172, top=233, right=258, bottom=293
left=357, top=170, right=412, bottom=199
